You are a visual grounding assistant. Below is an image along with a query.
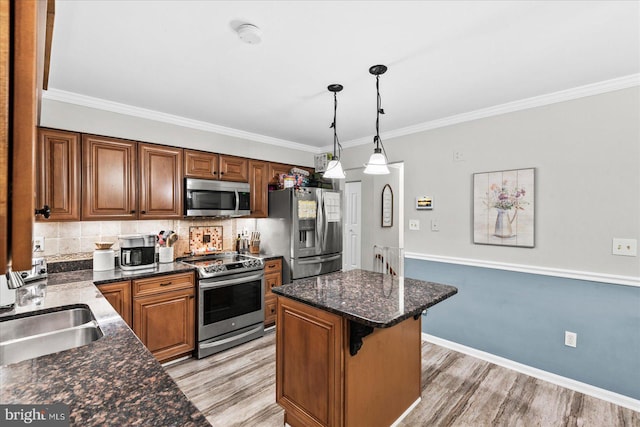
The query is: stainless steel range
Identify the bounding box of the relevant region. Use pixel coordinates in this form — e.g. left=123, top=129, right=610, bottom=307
left=180, top=252, right=264, bottom=358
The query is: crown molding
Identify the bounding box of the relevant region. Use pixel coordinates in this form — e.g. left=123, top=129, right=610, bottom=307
left=337, top=73, right=640, bottom=151
left=42, top=88, right=322, bottom=154
left=406, top=252, right=640, bottom=287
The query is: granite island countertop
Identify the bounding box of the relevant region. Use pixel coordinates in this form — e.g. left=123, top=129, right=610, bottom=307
left=0, top=270, right=209, bottom=426
left=272, top=269, right=458, bottom=328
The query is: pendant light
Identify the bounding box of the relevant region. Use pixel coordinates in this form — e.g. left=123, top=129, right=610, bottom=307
left=364, top=64, right=390, bottom=175
left=323, top=84, right=346, bottom=179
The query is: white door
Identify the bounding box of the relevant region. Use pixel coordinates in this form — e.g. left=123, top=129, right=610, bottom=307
left=344, top=181, right=362, bottom=271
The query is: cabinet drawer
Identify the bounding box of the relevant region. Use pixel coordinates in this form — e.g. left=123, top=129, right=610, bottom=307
left=265, top=273, right=282, bottom=295
left=264, top=258, right=282, bottom=273
left=133, top=272, right=194, bottom=297
left=264, top=294, right=277, bottom=326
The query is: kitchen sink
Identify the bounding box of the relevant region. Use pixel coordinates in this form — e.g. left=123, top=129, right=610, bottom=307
left=0, top=305, right=103, bottom=365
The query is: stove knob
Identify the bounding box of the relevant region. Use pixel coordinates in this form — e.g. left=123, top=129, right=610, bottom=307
left=20, top=272, right=29, bottom=279
left=38, top=268, right=46, bottom=275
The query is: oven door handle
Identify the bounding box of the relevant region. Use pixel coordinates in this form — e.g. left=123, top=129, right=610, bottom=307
left=199, top=273, right=264, bottom=290
left=199, top=325, right=264, bottom=349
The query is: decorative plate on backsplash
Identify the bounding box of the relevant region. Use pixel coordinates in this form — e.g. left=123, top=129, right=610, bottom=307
left=189, top=226, right=223, bottom=254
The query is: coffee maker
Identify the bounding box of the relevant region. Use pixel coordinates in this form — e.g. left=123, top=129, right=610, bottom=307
left=118, top=234, right=156, bottom=271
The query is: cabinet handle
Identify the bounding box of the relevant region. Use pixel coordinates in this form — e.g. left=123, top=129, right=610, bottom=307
left=270, top=307, right=276, bottom=314
left=268, top=264, right=276, bottom=269
left=141, top=210, right=146, bottom=214
left=130, top=210, right=136, bottom=214
left=220, top=171, right=224, bottom=175
left=160, top=282, right=172, bottom=286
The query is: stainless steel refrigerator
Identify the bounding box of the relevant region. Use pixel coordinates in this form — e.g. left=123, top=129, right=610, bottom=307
left=257, top=188, right=342, bottom=284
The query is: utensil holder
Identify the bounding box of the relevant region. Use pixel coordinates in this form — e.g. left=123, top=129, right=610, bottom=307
left=159, top=246, right=174, bottom=263
left=249, top=242, right=260, bottom=254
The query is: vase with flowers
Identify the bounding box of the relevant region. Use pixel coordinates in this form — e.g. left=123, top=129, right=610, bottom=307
left=485, top=181, right=528, bottom=238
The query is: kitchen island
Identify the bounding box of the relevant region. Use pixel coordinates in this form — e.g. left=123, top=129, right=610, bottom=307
left=272, top=269, right=458, bottom=427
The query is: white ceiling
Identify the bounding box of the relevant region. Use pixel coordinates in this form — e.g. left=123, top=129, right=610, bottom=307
left=47, top=1, right=640, bottom=152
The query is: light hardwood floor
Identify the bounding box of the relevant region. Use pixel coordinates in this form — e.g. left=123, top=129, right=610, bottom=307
left=165, top=330, right=639, bottom=426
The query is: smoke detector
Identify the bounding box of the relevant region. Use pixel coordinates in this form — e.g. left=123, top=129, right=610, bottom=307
left=236, top=24, right=262, bottom=44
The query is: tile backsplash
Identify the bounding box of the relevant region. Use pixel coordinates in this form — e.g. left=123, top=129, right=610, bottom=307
left=33, top=218, right=260, bottom=261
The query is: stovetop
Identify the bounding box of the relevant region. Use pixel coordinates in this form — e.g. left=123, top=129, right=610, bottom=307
left=179, top=252, right=263, bottom=278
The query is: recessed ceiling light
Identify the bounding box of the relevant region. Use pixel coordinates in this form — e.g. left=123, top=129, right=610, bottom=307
left=236, top=24, right=262, bottom=44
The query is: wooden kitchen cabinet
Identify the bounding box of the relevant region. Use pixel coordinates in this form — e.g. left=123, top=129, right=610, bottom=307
left=97, top=280, right=132, bottom=327
left=138, top=143, right=183, bottom=219
left=82, top=134, right=137, bottom=220
left=249, top=160, right=268, bottom=218
left=36, top=128, right=81, bottom=221
left=184, top=149, right=218, bottom=179
left=268, top=162, right=293, bottom=185
left=219, top=154, right=248, bottom=182
left=264, top=258, right=282, bottom=326
left=2, top=0, right=49, bottom=272
left=132, top=272, right=195, bottom=363
left=276, top=296, right=345, bottom=427
left=276, top=295, right=421, bottom=427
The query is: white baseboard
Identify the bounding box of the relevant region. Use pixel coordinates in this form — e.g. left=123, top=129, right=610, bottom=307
left=422, top=333, right=640, bottom=413
left=390, top=397, right=421, bottom=427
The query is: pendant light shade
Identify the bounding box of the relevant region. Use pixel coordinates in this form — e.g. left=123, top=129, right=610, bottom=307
left=323, top=84, right=346, bottom=179
left=364, top=148, right=390, bottom=175
left=323, top=159, right=346, bottom=179
left=364, top=64, right=390, bottom=175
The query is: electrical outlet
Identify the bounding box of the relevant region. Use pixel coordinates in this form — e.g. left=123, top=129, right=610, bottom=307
left=409, top=219, right=420, bottom=231
left=565, top=331, right=577, bottom=348
left=431, top=219, right=440, bottom=231
left=453, top=150, right=465, bottom=162
left=612, top=238, right=637, bottom=256
left=33, top=236, right=45, bottom=252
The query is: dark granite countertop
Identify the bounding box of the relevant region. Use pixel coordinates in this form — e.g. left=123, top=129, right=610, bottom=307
left=0, top=272, right=210, bottom=426
left=46, top=261, right=197, bottom=286
left=272, top=269, right=458, bottom=328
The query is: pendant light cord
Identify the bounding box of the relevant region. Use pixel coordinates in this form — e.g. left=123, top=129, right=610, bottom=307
left=331, top=91, right=342, bottom=160
left=374, top=74, right=388, bottom=159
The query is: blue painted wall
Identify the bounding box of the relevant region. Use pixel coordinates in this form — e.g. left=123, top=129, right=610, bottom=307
left=406, top=258, right=640, bottom=400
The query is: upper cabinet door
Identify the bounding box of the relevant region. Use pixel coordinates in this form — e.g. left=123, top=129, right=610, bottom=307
left=249, top=160, right=268, bottom=218
left=37, top=129, right=81, bottom=221
left=184, top=149, right=218, bottom=179
left=138, top=143, right=183, bottom=219
left=219, top=155, right=248, bottom=182
left=82, top=134, right=137, bottom=220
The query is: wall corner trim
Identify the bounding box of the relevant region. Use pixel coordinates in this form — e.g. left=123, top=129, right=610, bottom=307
left=41, top=88, right=322, bottom=154
left=406, top=252, right=640, bottom=288
left=338, top=73, right=640, bottom=151
left=422, top=333, right=640, bottom=412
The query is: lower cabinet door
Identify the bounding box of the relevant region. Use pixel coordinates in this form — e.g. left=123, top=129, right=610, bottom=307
left=133, top=288, right=195, bottom=363
left=97, top=281, right=132, bottom=327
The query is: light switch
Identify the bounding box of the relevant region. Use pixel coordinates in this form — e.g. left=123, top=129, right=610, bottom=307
left=431, top=219, right=440, bottom=232
left=409, top=220, right=420, bottom=231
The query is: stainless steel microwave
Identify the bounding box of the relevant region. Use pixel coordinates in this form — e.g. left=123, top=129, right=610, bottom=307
left=185, top=178, right=251, bottom=217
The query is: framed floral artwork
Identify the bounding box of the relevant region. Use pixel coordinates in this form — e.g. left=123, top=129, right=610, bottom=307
left=473, top=168, right=535, bottom=247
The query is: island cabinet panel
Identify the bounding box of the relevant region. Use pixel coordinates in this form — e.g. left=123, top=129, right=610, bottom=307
left=249, top=159, right=268, bottom=218
left=132, top=272, right=196, bottom=363
left=184, top=149, right=218, bottom=179
left=82, top=134, right=137, bottom=220
left=138, top=143, right=183, bottom=219
left=219, top=154, right=248, bottom=182
left=276, top=296, right=344, bottom=427
left=36, top=128, right=81, bottom=221
left=97, top=280, right=132, bottom=327
left=344, top=317, right=421, bottom=427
